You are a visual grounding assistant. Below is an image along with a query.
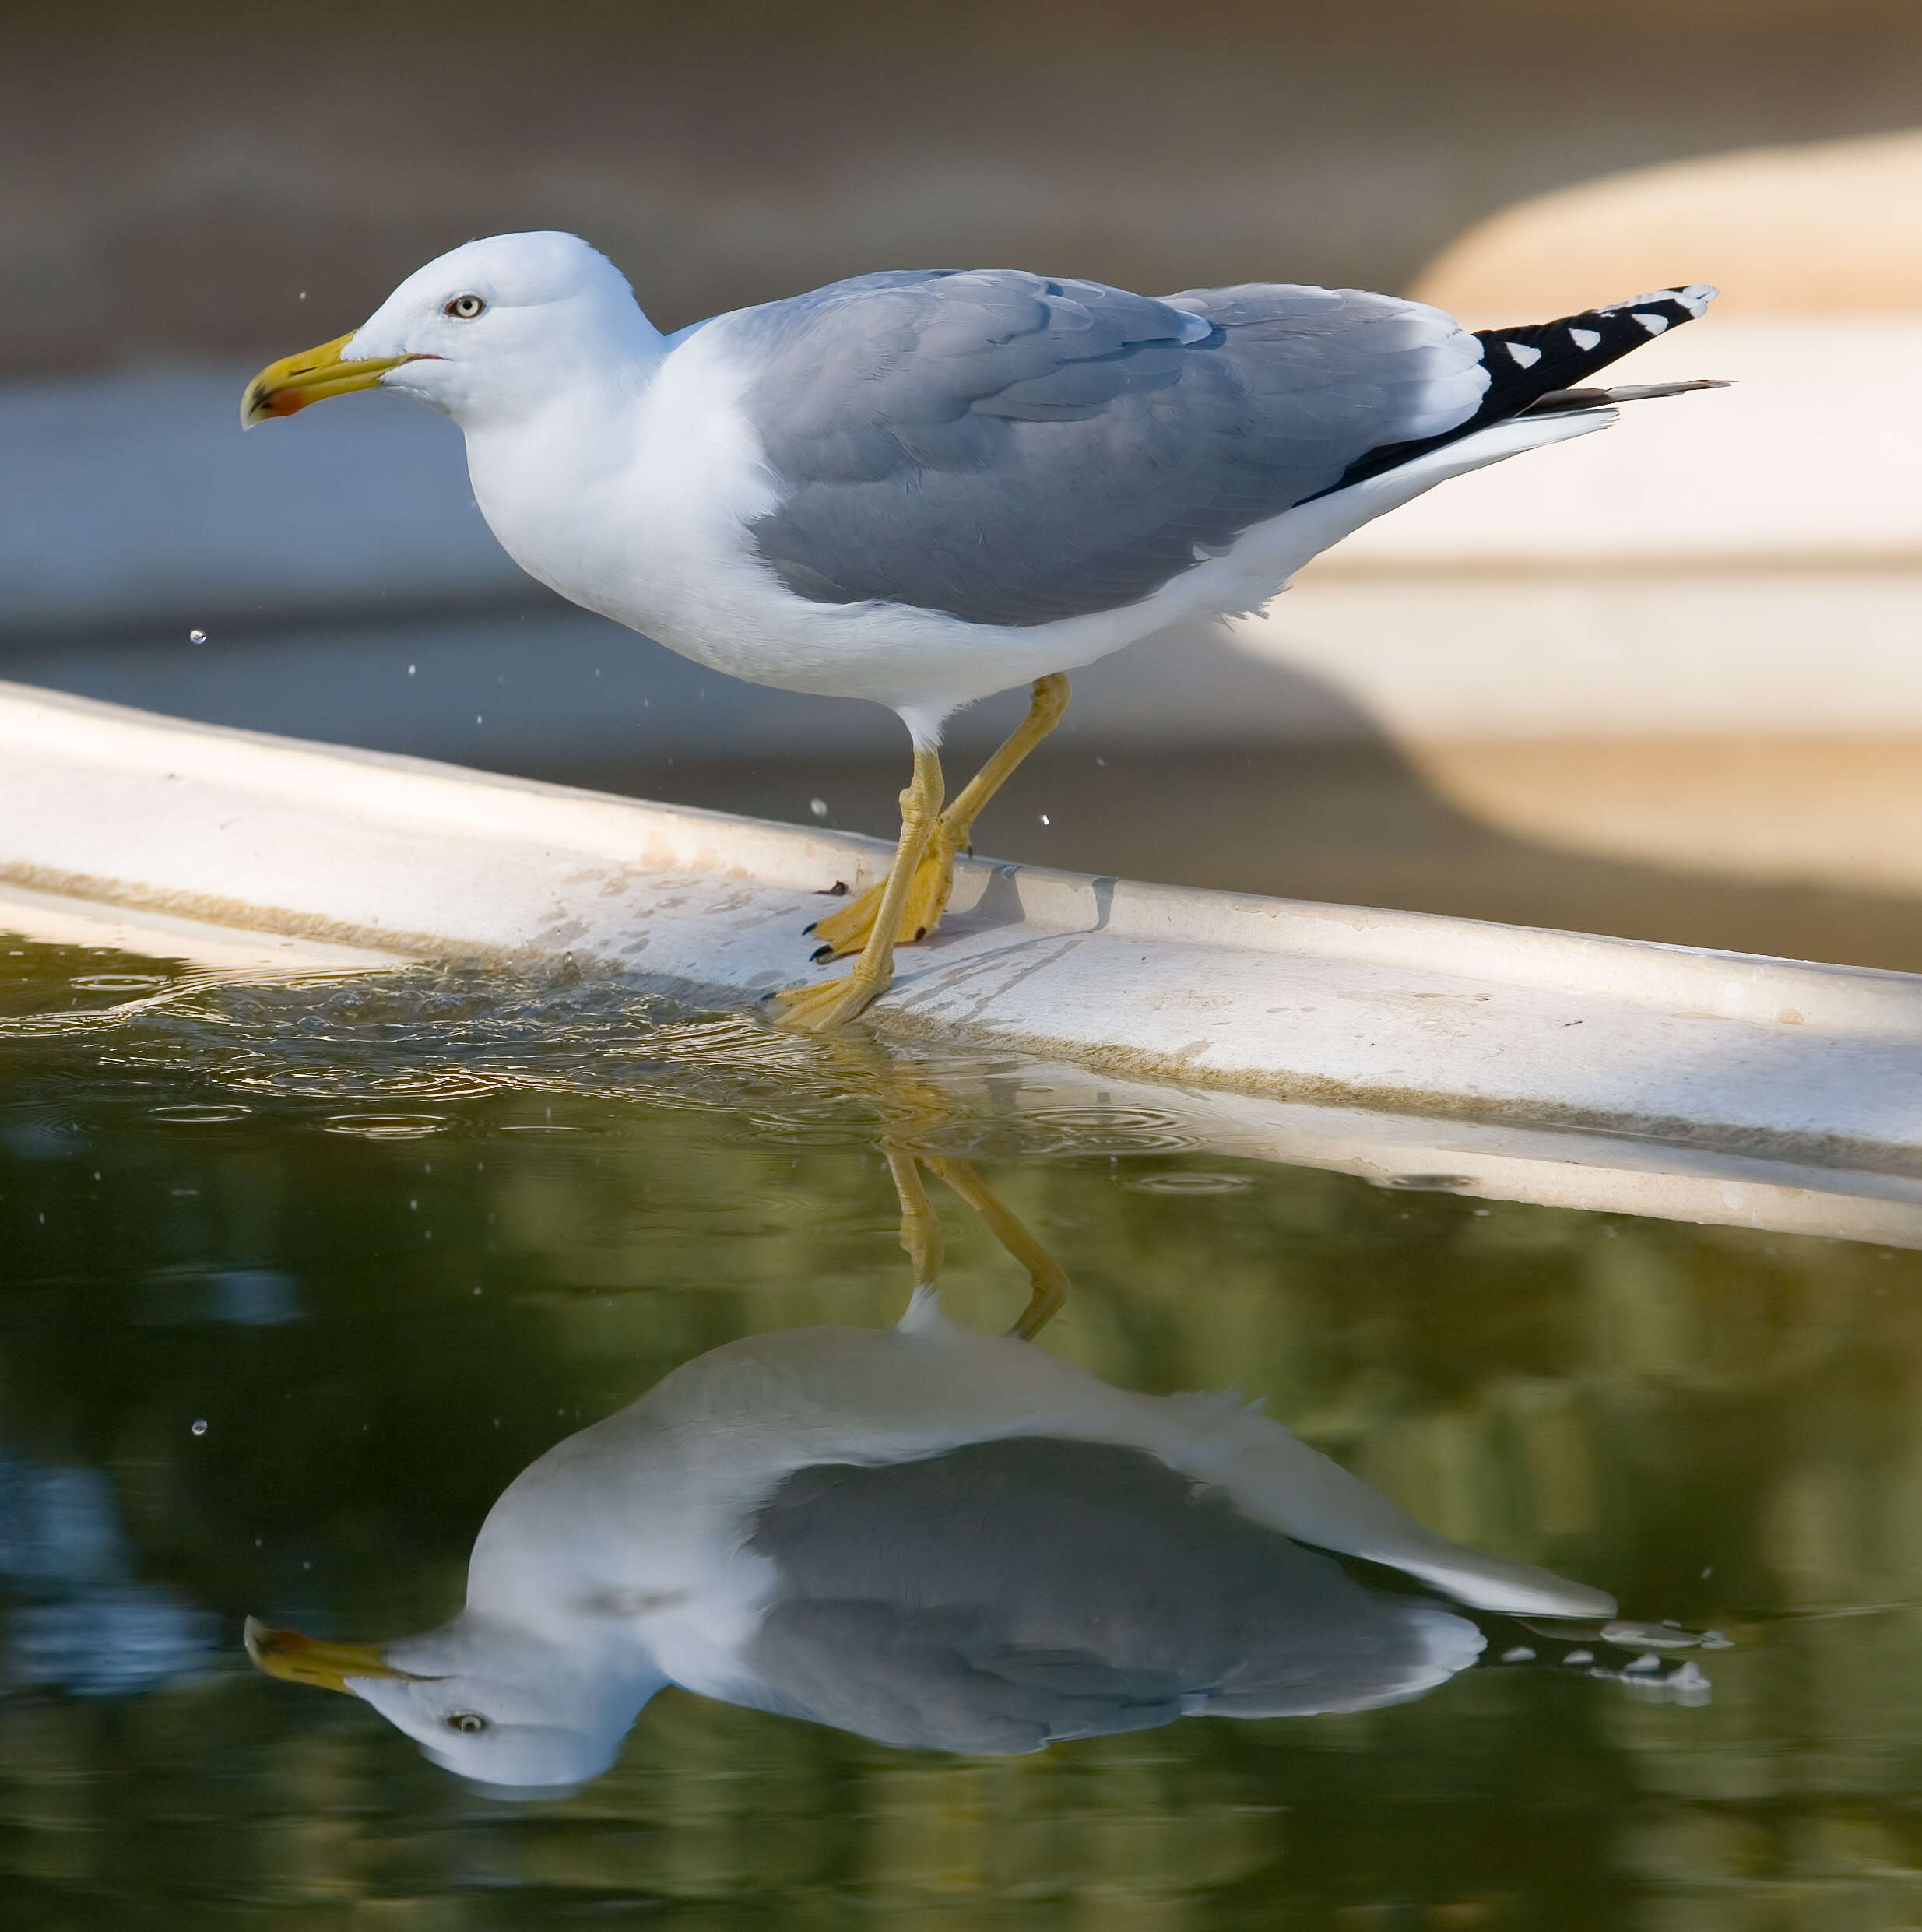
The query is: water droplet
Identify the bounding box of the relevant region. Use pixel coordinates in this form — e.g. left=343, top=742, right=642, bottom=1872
left=1039, top=813, right=1050, bottom=825
left=188, top=629, right=206, bottom=644
left=191, top=1419, right=208, bottom=1436
left=406, top=663, right=416, bottom=676
left=297, top=290, right=307, bottom=300
left=1125, top=1171, right=1252, bottom=1195
left=809, top=798, right=829, bottom=820
left=322, top=1112, right=447, bottom=1140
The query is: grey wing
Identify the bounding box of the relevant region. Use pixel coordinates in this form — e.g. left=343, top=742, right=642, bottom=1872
left=733, top=1438, right=1479, bottom=1755
left=733, top=270, right=1488, bottom=627
left=740, top=1598, right=1191, bottom=1755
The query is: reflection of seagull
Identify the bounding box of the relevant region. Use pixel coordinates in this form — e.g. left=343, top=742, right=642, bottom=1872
left=242, top=233, right=1721, bottom=1029
left=248, top=1291, right=1635, bottom=1792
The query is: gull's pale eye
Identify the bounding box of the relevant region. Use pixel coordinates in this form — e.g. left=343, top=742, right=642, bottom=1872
left=446, top=1712, right=489, bottom=1734
left=444, top=294, right=486, bottom=320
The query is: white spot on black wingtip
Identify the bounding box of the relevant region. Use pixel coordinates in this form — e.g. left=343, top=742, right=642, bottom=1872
left=1605, top=285, right=1717, bottom=318
left=1569, top=326, right=1601, bottom=350
left=1503, top=339, right=1543, bottom=368
left=1632, top=312, right=1669, bottom=335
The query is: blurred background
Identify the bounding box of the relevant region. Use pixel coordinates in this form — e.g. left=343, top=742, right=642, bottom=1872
left=11, top=0, right=1922, bottom=964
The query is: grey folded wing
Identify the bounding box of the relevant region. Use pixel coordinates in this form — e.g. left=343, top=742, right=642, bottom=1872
left=728, top=270, right=1488, bottom=627
left=733, top=1437, right=1481, bottom=1755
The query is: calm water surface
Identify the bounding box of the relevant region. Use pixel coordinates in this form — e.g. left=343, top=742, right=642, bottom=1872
left=4, top=936, right=1921, bottom=1928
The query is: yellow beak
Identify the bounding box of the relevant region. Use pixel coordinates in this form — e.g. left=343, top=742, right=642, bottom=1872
left=244, top=1614, right=438, bottom=1695
left=240, top=332, right=416, bottom=428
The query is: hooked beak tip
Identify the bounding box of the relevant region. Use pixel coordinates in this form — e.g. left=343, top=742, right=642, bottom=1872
left=239, top=331, right=415, bottom=430
left=244, top=1615, right=427, bottom=1695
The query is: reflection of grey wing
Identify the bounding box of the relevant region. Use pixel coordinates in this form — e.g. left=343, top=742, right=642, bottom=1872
left=733, top=271, right=1487, bottom=627
left=738, top=1438, right=1480, bottom=1754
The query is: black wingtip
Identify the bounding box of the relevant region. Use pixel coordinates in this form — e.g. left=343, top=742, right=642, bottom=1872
left=1312, top=284, right=1723, bottom=501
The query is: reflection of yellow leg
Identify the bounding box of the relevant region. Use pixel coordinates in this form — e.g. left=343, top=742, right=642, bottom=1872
left=770, top=746, right=943, bottom=1031
left=808, top=675, right=1070, bottom=961
left=926, top=1155, right=1069, bottom=1340
left=885, top=1147, right=943, bottom=1292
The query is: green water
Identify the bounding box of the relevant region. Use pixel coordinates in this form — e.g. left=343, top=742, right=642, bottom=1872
left=5, top=936, right=1922, bottom=1928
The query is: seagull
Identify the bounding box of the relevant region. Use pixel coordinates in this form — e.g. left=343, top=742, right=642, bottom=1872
left=245, top=1286, right=1644, bottom=1793
left=242, top=233, right=1722, bottom=1029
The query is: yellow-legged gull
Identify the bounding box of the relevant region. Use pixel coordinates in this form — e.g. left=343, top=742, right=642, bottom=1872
left=243, top=234, right=1721, bottom=1027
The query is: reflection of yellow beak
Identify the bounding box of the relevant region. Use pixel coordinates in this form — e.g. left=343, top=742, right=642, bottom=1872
left=240, top=332, right=416, bottom=428
left=244, top=1614, right=437, bottom=1695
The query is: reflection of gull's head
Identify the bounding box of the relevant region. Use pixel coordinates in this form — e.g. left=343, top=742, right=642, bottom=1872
left=248, top=1295, right=1620, bottom=1790
left=246, top=1613, right=666, bottom=1796
left=356, top=1620, right=664, bottom=1795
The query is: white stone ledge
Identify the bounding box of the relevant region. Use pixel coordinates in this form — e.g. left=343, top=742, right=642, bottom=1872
left=2, top=680, right=1918, bottom=1247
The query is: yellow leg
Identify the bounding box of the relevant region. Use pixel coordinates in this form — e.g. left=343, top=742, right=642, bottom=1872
left=807, top=674, right=1070, bottom=961
left=925, top=1155, right=1070, bottom=1340
left=768, top=745, right=943, bottom=1031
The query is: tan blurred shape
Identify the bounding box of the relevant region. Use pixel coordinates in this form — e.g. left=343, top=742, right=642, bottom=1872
left=1417, top=130, right=1922, bottom=324
left=1245, top=131, right=1922, bottom=904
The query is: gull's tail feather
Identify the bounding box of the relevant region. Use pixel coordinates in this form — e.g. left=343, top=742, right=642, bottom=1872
left=1524, top=377, right=1733, bottom=415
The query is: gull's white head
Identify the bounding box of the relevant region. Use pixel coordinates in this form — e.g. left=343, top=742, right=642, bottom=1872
left=245, top=1611, right=665, bottom=1798
left=241, top=231, right=652, bottom=431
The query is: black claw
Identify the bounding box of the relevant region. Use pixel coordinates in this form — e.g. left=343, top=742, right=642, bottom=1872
left=810, top=944, right=835, bottom=964
left=803, top=919, right=818, bottom=936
